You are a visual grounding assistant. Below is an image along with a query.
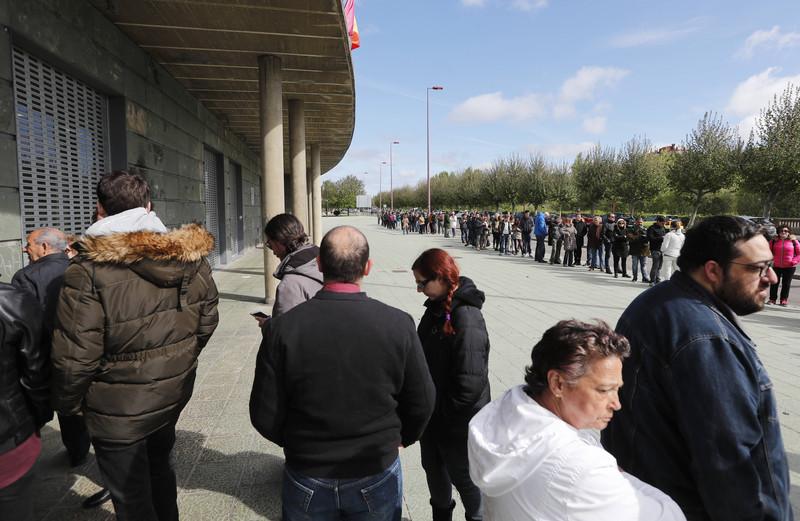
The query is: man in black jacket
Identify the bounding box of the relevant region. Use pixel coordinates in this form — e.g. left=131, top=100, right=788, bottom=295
left=520, top=210, right=534, bottom=257
left=250, top=226, right=435, bottom=521
left=12, top=227, right=92, bottom=469
left=602, top=213, right=616, bottom=274
left=647, top=216, right=668, bottom=285
left=0, top=283, right=50, bottom=521
left=573, top=212, right=587, bottom=266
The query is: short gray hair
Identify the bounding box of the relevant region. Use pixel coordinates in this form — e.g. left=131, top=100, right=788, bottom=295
left=32, top=227, right=67, bottom=251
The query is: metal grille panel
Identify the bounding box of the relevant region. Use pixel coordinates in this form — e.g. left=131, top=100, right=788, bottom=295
left=203, top=148, right=220, bottom=267
left=12, top=47, right=107, bottom=238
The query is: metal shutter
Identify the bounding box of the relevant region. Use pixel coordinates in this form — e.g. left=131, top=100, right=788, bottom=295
left=12, top=47, right=107, bottom=238
left=203, top=148, right=220, bottom=267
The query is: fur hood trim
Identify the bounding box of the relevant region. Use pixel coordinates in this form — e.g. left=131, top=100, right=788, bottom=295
left=80, top=223, right=215, bottom=265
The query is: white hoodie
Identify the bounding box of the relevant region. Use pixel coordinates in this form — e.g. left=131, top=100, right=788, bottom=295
left=84, top=207, right=168, bottom=237
left=468, top=386, right=686, bottom=521
left=660, top=229, right=685, bottom=258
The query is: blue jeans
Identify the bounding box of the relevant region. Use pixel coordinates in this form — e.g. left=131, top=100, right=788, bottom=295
left=631, top=255, right=647, bottom=280
left=588, top=246, right=603, bottom=269
left=282, top=458, right=403, bottom=521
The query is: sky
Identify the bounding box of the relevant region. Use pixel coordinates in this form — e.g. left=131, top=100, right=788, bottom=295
left=326, top=0, right=800, bottom=200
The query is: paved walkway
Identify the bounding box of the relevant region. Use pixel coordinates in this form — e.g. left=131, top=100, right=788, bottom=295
left=33, top=216, right=800, bottom=520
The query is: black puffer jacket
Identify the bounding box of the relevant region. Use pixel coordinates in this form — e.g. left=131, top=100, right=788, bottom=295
left=417, top=276, right=490, bottom=438
left=51, top=224, right=219, bottom=443
left=0, top=283, right=50, bottom=453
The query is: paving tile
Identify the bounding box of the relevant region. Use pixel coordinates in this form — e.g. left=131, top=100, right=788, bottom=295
left=31, top=216, right=800, bottom=520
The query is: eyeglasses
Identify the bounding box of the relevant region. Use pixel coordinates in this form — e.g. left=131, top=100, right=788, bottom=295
left=728, top=260, right=774, bottom=278
left=416, top=278, right=432, bottom=290
left=780, top=229, right=790, bottom=234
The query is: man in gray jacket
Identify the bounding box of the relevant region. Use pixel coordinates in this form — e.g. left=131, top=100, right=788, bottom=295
left=261, top=214, right=323, bottom=319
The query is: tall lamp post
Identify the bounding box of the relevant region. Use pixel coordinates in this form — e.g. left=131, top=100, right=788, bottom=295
left=426, top=85, right=443, bottom=216
left=389, top=140, right=399, bottom=211
left=378, top=160, right=387, bottom=209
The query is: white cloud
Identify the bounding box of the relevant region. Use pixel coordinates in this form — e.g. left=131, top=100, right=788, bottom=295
left=525, top=142, right=595, bottom=161
left=449, top=91, right=548, bottom=123
left=461, top=0, right=486, bottom=6
left=736, top=26, right=800, bottom=59
left=610, top=19, right=703, bottom=48
left=559, top=66, right=629, bottom=104
left=511, top=0, right=548, bottom=11
left=556, top=67, right=628, bottom=120
left=582, top=116, right=607, bottom=134
left=726, top=67, right=800, bottom=136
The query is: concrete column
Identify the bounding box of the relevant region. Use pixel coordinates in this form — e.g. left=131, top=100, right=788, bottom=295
left=289, top=99, right=309, bottom=231
left=258, top=55, right=284, bottom=303
left=310, top=143, right=322, bottom=245
left=306, top=164, right=313, bottom=240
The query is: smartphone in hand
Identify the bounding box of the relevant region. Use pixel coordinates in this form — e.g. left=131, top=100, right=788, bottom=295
left=250, top=311, right=270, bottom=319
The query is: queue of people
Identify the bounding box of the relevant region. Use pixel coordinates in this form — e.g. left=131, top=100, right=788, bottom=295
left=1, top=170, right=796, bottom=521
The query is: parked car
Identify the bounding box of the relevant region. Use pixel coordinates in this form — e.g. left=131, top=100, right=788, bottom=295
left=738, top=216, right=777, bottom=239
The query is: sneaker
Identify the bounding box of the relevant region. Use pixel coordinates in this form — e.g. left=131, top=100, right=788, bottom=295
left=767, top=299, right=776, bottom=305
left=780, top=299, right=788, bottom=307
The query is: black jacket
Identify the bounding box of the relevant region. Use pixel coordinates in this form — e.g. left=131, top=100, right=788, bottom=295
left=647, top=223, right=667, bottom=251
left=612, top=226, right=630, bottom=256
left=0, top=284, right=51, bottom=453
left=250, top=290, right=435, bottom=478
left=602, top=219, right=616, bottom=244
left=573, top=219, right=588, bottom=241
left=11, top=252, right=69, bottom=338
left=520, top=216, right=534, bottom=234
left=417, top=277, right=490, bottom=438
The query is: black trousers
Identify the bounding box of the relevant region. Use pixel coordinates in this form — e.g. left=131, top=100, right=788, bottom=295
left=649, top=250, right=663, bottom=283
left=522, top=232, right=532, bottom=254
left=535, top=236, right=546, bottom=261
left=420, top=434, right=483, bottom=520
left=575, top=237, right=584, bottom=265
left=0, top=465, right=35, bottom=521
left=770, top=266, right=796, bottom=301
left=613, top=252, right=628, bottom=276
left=93, top=422, right=178, bottom=521
left=58, top=413, right=91, bottom=465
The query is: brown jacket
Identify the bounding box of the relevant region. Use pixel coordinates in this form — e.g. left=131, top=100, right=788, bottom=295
left=51, top=224, right=219, bottom=443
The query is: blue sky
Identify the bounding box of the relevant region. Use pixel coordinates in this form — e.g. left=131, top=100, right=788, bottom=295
left=326, top=0, right=800, bottom=199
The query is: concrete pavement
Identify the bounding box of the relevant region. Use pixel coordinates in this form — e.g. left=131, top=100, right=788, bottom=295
left=32, top=215, right=800, bottom=520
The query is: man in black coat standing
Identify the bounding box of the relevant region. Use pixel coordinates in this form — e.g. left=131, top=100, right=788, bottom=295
left=573, top=212, right=588, bottom=266
left=250, top=226, right=435, bottom=521
left=12, top=228, right=92, bottom=468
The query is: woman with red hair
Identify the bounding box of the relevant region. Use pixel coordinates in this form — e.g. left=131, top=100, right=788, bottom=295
left=412, top=248, right=490, bottom=521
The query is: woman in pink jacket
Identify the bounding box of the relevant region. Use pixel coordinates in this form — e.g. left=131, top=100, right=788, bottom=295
left=769, top=226, right=800, bottom=306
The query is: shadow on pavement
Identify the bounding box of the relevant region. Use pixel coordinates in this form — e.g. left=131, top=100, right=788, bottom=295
left=216, top=292, right=266, bottom=304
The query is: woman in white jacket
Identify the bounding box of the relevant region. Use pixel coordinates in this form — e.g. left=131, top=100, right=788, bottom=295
left=659, top=220, right=685, bottom=281
left=468, top=320, right=685, bottom=521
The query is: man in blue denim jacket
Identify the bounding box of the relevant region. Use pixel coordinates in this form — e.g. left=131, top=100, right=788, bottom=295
left=602, top=216, right=793, bottom=521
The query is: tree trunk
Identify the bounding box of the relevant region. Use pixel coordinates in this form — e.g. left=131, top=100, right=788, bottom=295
left=689, top=192, right=704, bottom=227
left=761, top=187, right=780, bottom=219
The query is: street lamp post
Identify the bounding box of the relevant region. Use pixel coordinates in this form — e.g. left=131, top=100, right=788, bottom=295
left=389, top=140, right=399, bottom=211
left=427, top=85, right=443, bottom=216
left=378, top=161, right=387, bottom=209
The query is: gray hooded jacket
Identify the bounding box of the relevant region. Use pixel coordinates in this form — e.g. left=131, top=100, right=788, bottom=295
left=272, top=244, right=324, bottom=317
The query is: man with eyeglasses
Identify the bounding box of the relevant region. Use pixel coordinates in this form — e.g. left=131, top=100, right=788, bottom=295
left=603, top=215, right=792, bottom=521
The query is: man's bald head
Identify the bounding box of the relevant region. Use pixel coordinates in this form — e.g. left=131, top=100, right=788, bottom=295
left=319, top=226, right=370, bottom=283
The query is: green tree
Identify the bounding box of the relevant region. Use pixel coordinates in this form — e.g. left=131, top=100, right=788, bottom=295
left=668, top=112, right=742, bottom=226
left=335, top=175, right=366, bottom=209
left=498, top=154, right=526, bottom=211
left=741, top=84, right=800, bottom=218
left=615, top=136, right=665, bottom=215
left=481, top=160, right=506, bottom=211
left=456, top=167, right=484, bottom=209
left=546, top=163, right=576, bottom=214
left=322, top=179, right=337, bottom=213
left=572, top=144, right=618, bottom=215
left=519, top=154, right=549, bottom=210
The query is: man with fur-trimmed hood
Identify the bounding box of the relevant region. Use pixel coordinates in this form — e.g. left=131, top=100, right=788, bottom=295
left=51, top=170, right=219, bottom=520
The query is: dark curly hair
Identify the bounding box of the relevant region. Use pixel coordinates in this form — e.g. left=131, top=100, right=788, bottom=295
left=264, top=213, right=308, bottom=254
left=524, top=320, right=630, bottom=398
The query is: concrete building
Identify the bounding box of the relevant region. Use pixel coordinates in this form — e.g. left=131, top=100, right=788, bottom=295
left=0, top=0, right=355, bottom=301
